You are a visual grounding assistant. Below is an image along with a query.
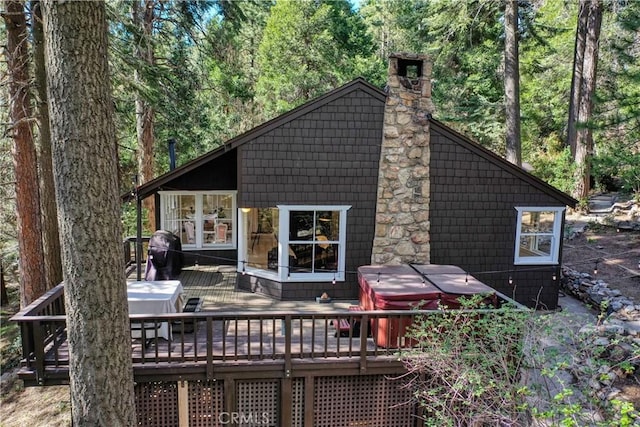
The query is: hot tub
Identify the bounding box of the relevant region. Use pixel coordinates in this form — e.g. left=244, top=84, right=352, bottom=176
left=357, top=264, right=498, bottom=348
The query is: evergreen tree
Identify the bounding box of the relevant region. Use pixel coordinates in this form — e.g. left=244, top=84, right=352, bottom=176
left=42, top=1, right=137, bottom=423
left=256, top=0, right=374, bottom=118
left=3, top=0, right=47, bottom=306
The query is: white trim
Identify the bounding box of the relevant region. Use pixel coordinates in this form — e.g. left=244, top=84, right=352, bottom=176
left=238, top=205, right=350, bottom=282
left=514, top=206, right=565, bottom=265
left=159, top=191, right=237, bottom=250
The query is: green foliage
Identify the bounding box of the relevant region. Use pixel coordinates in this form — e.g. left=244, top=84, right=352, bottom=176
left=256, top=0, right=375, bottom=118
left=402, top=295, right=530, bottom=425
left=1, top=285, right=22, bottom=372
left=425, top=0, right=506, bottom=151
left=592, top=138, right=640, bottom=196
left=402, top=299, right=640, bottom=426
left=528, top=140, right=577, bottom=195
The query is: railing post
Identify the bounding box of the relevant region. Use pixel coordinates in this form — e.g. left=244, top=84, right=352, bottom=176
left=32, top=320, right=45, bottom=385
left=123, top=239, right=130, bottom=266
left=359, top=314, right=368, bottom=373
left=281, top=315, right=292, bottom=427
left=206, top=317, right=214, bottom=381
left=136, top=196, right=143, bottom=280
left=283, top=315, right=292, bottom=377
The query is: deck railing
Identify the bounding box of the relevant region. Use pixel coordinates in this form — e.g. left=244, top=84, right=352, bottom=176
left=123, top=236, right=150, bottom=277
left=12, top=282, right=526, bottom=386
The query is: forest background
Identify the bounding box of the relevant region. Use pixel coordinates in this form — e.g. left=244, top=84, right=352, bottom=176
left=0, top=1, right=639, bottom=424
left=1, top=0, right=639, bottom=290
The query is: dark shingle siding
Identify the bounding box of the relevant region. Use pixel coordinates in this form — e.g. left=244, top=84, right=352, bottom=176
left=430, top=127, right=566, bottom=308
left=239, top=89, right=384, bottom=298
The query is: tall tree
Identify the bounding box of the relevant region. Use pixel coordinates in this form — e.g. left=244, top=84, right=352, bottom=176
left=256, top=0, right=374, bottom=117
left=421, top=0, right=506, bottom=151
left=3, top=0, right=47, bottom=306
left=42, top=1, right=136, bottom=424
left=201, top=0, right=273, bottom=143
left=571, top=0, right=603, bottom=201
left=504, top=0, right=521, bottom=166
left=32, top=0, right=63, bottom=287
left=566, top=1, right=589, bottom=157
left=132, top=0, right=156, bottom=230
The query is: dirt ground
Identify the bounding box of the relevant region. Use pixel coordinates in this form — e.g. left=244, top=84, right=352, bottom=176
left=563, top=216, right=640, bottom=302
left=563, top=211, right=640, bottom=409
left=0, top=377, right=71, bottom=427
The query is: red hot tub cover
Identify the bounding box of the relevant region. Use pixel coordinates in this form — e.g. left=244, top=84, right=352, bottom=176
left=357, top=264, right=498, bottom=347
left=358, top=265, right=442, bottom=309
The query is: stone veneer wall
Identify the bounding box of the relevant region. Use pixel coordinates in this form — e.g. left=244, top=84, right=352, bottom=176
left=372, top=53, right=435, bottom=265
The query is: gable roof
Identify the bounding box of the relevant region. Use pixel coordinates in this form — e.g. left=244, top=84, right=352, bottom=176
left=128, top=77, right=576, bottom=208
left=429, top=119, right=577, bottom=207
left=130, top=78, right=386, bottom=200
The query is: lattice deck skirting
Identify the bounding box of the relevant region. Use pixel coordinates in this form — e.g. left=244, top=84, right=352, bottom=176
left=134, top=374, right=417, bottom=427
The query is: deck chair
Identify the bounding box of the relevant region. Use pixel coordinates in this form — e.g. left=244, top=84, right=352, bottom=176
left=184, top=221, right=195, bottom=244
left=215, top=223, right=228, bottom=243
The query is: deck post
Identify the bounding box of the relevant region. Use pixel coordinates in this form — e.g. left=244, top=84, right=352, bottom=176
left=282, top=314, right=293, bottom=427
left=136, top=195, right=143, bottom=280
left=33, top=320, right=45, bottom=384
left=304, top=375, right=314, bottom=427
left=359, top=314, right=369, bottom=373
left=281, top=377, right=292, bottom=427
left=206, top=317, right=214, bottom=380
left=177, top=380, right=189, bottom=427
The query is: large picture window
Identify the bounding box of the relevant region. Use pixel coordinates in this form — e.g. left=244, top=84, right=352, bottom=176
left=238, top=205, right=350, bottom=282
left=160, top=191, right=236, bottom=249
left=514, top=207, right=564, bottom=265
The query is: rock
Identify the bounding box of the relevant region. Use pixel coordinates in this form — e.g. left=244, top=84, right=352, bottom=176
left=606, top=388, right=622, bottom=400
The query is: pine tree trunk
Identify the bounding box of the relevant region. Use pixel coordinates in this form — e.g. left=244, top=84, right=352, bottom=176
left=0, top=264, right=8, bottom=306
left=566, top=1, right=589, bottom=156
left=133, top=0, right=156, bottom=231
left=504, top=0, right=521, bottom=166
left=572, top=0, right=603, bottom=202
left=32, top=0, right=63, bottom=287
left=3, top=0, right=47, bottom=307
left=42, top=1, right=136, bottom=424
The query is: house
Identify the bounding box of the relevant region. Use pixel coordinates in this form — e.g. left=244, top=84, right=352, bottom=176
left=131, top=53, right=577, bottom=309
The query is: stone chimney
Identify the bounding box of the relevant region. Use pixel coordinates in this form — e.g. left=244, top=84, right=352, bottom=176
left=371, top=53, right=434, bottom=265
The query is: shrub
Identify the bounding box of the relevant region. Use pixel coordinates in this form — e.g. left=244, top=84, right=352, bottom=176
left=399, top=297, right=640, bottom=426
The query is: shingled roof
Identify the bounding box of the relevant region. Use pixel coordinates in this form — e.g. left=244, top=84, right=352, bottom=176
left=128, top=77, right=576, bottom=208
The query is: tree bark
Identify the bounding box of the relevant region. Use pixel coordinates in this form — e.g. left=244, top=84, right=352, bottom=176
left=3, top=0, right=47, bottom=307
left=566, top=1, right=589, bottom=157
left=0, top=264, right=8, bottom=306
left=504, top=0, right=521, bottom=166
left=32, top=0, right=63, bottom=288
left=572, top=0, right=603, bottom=201
left=42, top=1, right=136, bottom=425
left=133, top=0, right=156, bottom=231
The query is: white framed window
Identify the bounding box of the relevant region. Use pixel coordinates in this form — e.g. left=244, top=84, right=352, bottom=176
left=237, top=205, right=350, bottom=282
left=514, top=207, right=565, bottom=265
left=159, top=191, right=236, bottom=249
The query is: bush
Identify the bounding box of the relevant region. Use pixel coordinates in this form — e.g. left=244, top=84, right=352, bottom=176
left=528, top=143, right=577, bottom=196
left=400, top=297, right=640, bottom=426
left=592, top=141, right=640, bottom=197
left=401, top=296, right=530, bottom=426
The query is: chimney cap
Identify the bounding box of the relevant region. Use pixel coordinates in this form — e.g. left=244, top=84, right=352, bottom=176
left=389, top=52, right=430, bottom=61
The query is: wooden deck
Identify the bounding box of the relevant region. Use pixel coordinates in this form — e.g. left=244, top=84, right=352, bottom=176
left=13, top=264, right=524, bottom=385
left=12, top=265, right=528, bottom=426
left=171, top=264, right=359, bottom=312
left=12, top=266, right=418, bottom=386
